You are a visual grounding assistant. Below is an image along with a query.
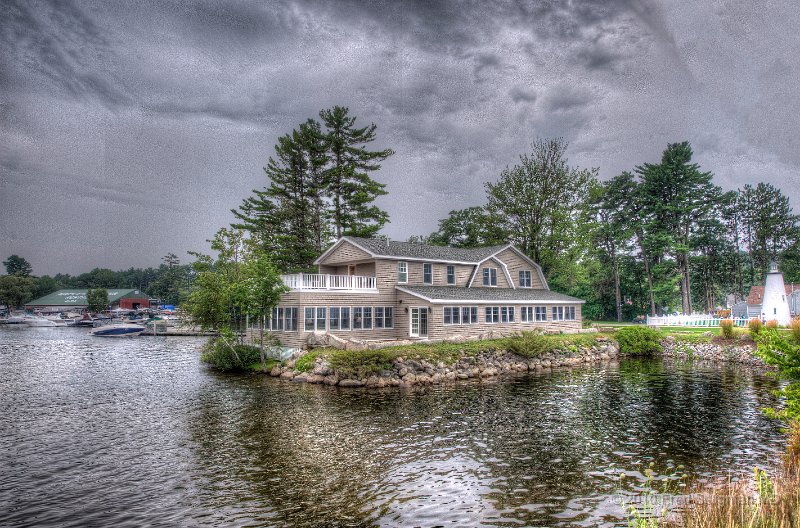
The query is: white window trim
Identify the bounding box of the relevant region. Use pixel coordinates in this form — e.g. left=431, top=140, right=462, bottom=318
left=398, top=261, right=408, bottom=284
left=446, top=265, right=456, bottom=285
left=483, top=267, right=498, bottom=287
left=423, top=262, right=433, bottom=285
left=519, top=270, right=532, bottom=288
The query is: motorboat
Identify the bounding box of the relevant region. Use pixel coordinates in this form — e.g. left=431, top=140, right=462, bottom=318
left=23, top=315, right=61, bottom=327
left=3, top=313, right=28, bottom=324
left=89, top=323, right=146, bottom=337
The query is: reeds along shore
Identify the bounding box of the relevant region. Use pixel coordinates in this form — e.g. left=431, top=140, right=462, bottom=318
left=662, top=421, right=800, bottom=528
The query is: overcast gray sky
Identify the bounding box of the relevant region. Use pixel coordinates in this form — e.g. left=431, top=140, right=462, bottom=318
left=2, top=0, right=799, bottom=275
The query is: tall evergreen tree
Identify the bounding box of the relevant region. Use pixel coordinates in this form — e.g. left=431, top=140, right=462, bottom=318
left=320, top=106, right=393, bottom=238
left=232, top=120, right=329, bottom=272
left=636, top=142, right=722, bottom=314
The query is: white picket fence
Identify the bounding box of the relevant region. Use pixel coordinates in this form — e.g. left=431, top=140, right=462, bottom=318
left=646, top=315, right=752, bottom=327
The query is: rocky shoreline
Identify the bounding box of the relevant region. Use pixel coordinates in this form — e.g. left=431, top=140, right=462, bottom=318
left=660, top=335, right=770, bottom=368
left=268, top=340, right=621, bottom=388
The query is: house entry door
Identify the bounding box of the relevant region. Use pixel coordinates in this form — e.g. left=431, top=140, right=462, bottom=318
left=410, top=307, right=428, bottom=338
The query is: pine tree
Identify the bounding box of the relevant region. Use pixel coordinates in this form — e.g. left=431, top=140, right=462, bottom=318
left=232, top=120, right=329, bottom=272
left=320, top=106, right=393, bottom=238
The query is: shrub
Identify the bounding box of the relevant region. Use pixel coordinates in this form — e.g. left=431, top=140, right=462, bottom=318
left=791, top=317, right=800, bottom=343
left=749, top=318, right=763, bottom=336
left=719, top=319, right=735, bottom=339
left=766, top=319, right=779, bottom=330
left=201, top=337, right=262, bottom=372
left=615, top=326, right=662, bottom=356
left=295, top=350, right=320, bottom=372
left=504, top=331, right=556, bottom=358
left=328, top=349, right=394, bottom=378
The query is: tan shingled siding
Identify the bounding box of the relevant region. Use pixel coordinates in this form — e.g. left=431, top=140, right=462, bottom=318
left=494, top=248, right=545, bottom=289
left=319, top=240, right=373, bottom=265
left=471, top=257, right=512, bottom=288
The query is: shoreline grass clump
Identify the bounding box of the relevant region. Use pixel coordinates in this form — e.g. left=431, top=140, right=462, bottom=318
left=615, top=326, right=662, bottom=356
left=328, top=349, right=395, bottom=378
left=749, top=318, right=764, bottom=337
left=719, top=318, right=735, bottom=339
left=791, top=317, right=800, bottom=343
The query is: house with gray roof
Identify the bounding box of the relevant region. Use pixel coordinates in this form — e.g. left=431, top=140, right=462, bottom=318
left=267, top=236, right=584, bottom=349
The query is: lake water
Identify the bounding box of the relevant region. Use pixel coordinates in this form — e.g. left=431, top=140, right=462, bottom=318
left=0, top=327, right=787, bottom=527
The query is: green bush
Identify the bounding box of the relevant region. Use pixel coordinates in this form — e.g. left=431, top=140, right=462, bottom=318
left=201, top=338, right=262, bottom=372
left=295, top=350, right=320, bottom=372
left=615, top=326, right=662, bottom=356
left=504, top=331, right=557, bottom=358
left=328, top=349, right=394, bottom=377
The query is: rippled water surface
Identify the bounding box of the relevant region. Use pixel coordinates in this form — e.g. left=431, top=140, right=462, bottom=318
left=0, top=327, right=787, bottom=527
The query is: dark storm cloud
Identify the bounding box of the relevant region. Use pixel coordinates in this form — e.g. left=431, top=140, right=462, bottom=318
left=1, top=0, right=799, bottom=275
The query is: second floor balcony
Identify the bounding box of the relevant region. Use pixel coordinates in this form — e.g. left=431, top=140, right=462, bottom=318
left=280, top=273, right=378, bottom=292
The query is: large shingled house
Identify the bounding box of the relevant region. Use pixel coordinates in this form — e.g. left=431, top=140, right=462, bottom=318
left=266, top=237, right=584, bottom=350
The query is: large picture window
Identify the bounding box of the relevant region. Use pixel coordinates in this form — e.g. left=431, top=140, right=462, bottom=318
left=482, top=267, right=497, bottom=286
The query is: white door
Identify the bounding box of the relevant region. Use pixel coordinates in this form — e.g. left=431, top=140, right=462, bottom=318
left=410, top=307, right=428, bottom=338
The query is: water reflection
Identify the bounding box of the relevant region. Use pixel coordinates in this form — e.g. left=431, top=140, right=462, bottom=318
left=0, top=329, right=785, bottom=527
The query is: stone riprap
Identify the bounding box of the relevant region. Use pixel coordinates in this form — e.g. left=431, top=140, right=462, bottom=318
left=268, top=341, right=620, bottom=388
left=660, top=335, right=769, bottom=367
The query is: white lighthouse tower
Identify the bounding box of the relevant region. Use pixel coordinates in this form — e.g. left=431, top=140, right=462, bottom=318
left=762, top=261, right=791, bottom=325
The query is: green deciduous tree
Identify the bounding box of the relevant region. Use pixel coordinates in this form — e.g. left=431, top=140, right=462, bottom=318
left=427, top=207, right=508, bottom=248
left=186, top=228, right=287, bottom=369
left=3, top=255, right=32, bottom=277
left=0, top=275, right=35, bottom=309
left=87, top=288, right=109, bottom=312
left=485, top=137, right=596, bottom=275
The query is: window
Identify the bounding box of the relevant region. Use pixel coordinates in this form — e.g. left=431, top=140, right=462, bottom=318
left=447, top=265, right=455, bottom=285
left=552, top=306, right=564, bottom=321
left=535, top=306, right=547, bottom=321
left=519, top=270, right=532, bottom=288
left=485, top=306, right=500, bottom=323
left=340, top=307, right=350, bottom=330
left=521, top=306, right=534, bottom=322
left=482, top=267, right=497, bottom=286
left=451, top=306, right=461, bottom=325
left=565, top=306, right=576, bottom=320
left=329, top=307, right=340, bottom=330
left=304, top=307, right=325, bottom=331
left=447, top=306, right=477, bottom=325
left=373, top=307, right=394, bottom=329
left=423, top=263, right=432, bottom=284
left=398, top=261, right=408, bottom=283
left=463, top=306, right=478, bottom=324
left=285, top=308, right=298, bottom=331
left=270, top=307, right=284, bottom=331
left=444, top=306, right=453, bottom=325
left=500, top=306, right=515, bottom=323
left=353, top=307, right=379, bottom=329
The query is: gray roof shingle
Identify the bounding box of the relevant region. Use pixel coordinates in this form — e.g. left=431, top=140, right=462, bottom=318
left=397, top=286, right=584, bottom=303
left=346, top=236, right=507, bottom=263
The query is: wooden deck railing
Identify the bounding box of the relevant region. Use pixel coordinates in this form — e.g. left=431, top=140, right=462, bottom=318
left=280, top=273, right=377, bottom=291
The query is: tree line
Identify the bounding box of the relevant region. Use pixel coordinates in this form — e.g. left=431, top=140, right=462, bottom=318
left=423, top=139, right=800, bottom=321
left=0, top=253, right=191, bottom=310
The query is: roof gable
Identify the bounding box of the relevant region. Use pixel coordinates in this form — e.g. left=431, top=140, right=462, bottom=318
left=747, top=284, right=800, bottom=305
left=315, top=236, right=511, bottom=265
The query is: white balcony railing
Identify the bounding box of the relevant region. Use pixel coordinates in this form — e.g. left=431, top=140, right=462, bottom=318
left=281, top=273, right=377, bottom=291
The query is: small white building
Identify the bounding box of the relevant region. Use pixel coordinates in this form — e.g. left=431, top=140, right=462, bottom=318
left=761, top=262, right=792, bottom=325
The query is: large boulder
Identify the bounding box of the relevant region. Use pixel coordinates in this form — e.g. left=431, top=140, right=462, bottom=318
left=338, top=379, right=365, bottom=388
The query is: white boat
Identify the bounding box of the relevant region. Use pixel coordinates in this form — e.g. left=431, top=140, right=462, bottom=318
left=3, top=313, right=28, bottom=324
left=23, top=315, right=60, bottom=327
left=90, top=323, right=145, bottom=337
